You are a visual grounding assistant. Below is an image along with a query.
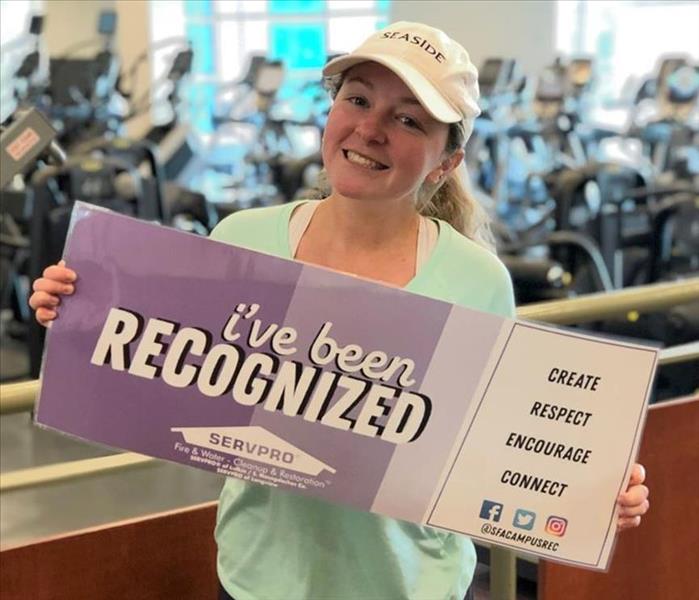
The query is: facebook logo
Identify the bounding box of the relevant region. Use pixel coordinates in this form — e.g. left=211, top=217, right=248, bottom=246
left=479, top=500, right=503, bottom=522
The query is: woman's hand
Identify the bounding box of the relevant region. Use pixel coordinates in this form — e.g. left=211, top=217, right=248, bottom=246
left=28, top=260, right=77, bottom=327
left=617, top=463, right=649, bottom=531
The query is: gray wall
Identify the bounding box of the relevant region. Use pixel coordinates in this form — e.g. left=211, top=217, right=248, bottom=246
left=391, top=0, right=557, bottom=78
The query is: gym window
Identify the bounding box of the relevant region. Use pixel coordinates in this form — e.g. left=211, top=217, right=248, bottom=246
left=0, top=0, right=43, bottom=121
left=556, top=0, right=699, bottom=105
left=149, top=0, right=391, bottom=134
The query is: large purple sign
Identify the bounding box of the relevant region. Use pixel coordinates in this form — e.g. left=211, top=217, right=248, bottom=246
left=36, top=203, right=657, bottom=569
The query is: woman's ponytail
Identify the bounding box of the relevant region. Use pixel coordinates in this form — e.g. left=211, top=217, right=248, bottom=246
left=417, top=123, right=495, bottom=252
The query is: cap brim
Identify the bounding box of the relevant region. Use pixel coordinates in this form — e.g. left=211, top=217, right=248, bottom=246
left=323, top=53, right=462, bottom=123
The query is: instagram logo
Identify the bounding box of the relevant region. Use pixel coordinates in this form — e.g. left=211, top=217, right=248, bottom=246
left=545, top=516, right=568, bottom=537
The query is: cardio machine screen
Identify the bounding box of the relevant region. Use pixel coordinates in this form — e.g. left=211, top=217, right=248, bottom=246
left=98, top=11, right=117, bottom=35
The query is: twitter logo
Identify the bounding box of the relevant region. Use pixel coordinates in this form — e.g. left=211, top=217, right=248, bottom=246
left=513, top=509, right=536, bottom=530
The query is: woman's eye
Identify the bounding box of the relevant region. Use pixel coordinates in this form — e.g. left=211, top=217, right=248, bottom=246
left=346, top=96, right=367, bottom=107
left=398, top=115, right=421, bottom=129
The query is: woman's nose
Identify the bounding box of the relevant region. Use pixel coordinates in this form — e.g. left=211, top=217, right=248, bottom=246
left=355, top=113, right=387, bottom=144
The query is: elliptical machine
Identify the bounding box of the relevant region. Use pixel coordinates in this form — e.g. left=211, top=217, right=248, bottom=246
left=1, top=107, right=160, bottom=377
left=209, top=55, right=327, bottom=207
left=35, top=10, right=125, bottom=151
left=72, top=44, right=216, bottom=236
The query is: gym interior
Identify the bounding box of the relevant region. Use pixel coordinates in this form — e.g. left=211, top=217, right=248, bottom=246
left=0, top=1, right=697, bottom=599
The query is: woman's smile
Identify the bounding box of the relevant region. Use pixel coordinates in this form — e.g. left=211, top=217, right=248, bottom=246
left=342, top=149, right=390, bottom=171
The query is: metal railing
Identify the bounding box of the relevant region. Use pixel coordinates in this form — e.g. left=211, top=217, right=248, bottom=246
left=2, top=279, right=696, bottom=419
left=1, top=379, right=40, bottom=416
left=2, top=340, right=694, bottom=493
left=1, top=277, right=698, bottom=599
left=0, top=453, right=155, bottom=492
left=518, top=277, right=699, bottom=324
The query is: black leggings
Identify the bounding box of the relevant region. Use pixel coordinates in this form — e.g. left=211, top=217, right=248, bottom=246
left=219, top=583, right=474, bottom=600
left=218, top=583, right=235, bottom=600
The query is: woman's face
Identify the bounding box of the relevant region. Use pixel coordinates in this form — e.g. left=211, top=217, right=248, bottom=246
left=322, top=61, right=458, bottom=206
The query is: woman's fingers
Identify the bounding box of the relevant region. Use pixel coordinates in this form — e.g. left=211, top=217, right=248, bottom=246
left=618, top=496, right=650, bottom=518
left=617, top=515, right=642, bottom=531
left=618, top=482, right=649, bottom=507
left=628, top=463, right=646, bottom=486
left=35, top=306, right=58, bottom=325
left=32, top=277, right=75, bottom=296
left=616, top=467, right=650, bottom=531
left=28, top=290, right=62, bottom=311
left=28, top=262, right=76, bottom=328
left=42, top=263, right=77, bottom=283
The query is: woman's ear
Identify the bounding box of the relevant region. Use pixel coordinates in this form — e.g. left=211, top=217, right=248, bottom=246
left=441, top=149, right=465, bottom=178
left=427, top=149, right=465, bottom=184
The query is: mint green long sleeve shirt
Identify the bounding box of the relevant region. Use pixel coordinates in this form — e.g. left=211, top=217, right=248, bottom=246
left=210, top=201, right=515, bottom=600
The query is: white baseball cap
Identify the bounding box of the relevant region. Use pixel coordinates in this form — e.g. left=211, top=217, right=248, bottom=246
left=323, top=21, right=481, bottom=132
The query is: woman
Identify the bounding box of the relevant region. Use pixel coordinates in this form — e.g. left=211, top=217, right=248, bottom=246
left=30, top=21, right=649, bottom=600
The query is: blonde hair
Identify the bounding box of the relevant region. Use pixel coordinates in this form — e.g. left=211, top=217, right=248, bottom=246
left=319, top=72, right=495, bottom=252
left=416, top=122, right=495, bottom=251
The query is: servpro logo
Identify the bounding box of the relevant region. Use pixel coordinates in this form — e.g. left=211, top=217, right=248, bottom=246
left=172, top=426, right=336, bottom=476
left=209, top=431, right=294, bottom=464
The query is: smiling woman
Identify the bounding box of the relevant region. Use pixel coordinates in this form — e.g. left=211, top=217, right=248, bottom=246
left=206, top=23, right=518, bottom=600
left=27, top=19, right=650, bottom=600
